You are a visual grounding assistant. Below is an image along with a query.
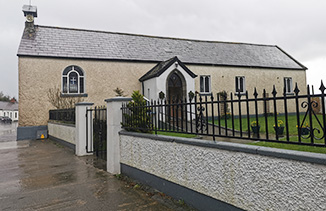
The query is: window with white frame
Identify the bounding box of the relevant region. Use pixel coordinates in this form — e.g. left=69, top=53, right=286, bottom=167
left=62, top=66, right=85, bottom=94
left=200, top=75, right=211, bottom=94
left=284, top=77, right=293, bottom=94
left=235, top=76, right=246, bottom=94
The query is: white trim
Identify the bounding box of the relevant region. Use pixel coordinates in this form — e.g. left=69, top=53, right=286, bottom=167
left=61, top=65, right=85, bottom=95
left=235, top=76, right=246, bottom=94
left=200, top=75, right=211, bottom=94
left=284, top=77, right=293, bottom=94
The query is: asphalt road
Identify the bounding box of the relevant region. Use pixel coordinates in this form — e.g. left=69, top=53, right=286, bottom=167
left=0, top=125, right=193, bottom=210
left=0, top=121, right=17, bottom=142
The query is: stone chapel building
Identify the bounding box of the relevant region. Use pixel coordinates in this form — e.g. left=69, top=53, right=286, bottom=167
left=17, top=5, right=307, bottom=140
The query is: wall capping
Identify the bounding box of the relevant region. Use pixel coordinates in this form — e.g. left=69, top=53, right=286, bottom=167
left=105, top=97, right=132, bottom=103
left=119, top=130, right=326, bottom=165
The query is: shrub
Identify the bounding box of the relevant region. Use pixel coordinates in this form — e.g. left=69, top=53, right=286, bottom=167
left=122, top=91, right=152, bottom=133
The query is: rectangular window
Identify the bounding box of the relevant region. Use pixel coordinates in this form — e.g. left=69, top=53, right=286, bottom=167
left=284, top=77, right=293, bottom=94
left=235, top=76, right=246, bottom=94
left=200, top=75, right=211, bottom=94
left=80, top=77, right=84, bottom=93
left=63, top=77, right=68, bottom=93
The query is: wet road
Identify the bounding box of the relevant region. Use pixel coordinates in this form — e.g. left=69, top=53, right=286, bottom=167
left=0, top=121, right=17, bottom=142
left=0, top=139, right=189, bottom=211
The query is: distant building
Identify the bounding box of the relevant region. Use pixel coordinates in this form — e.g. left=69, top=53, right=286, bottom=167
left=17, top=5, right=307, bottom=140
left=0, top=100, right=18, bottom=121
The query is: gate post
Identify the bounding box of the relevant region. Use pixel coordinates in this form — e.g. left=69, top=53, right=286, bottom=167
left=75, top=102, right=94, bottom=156
left=105, top=97, right=132, bottom=174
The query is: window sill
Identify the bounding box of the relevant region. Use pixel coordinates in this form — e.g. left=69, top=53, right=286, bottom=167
left=235, top=92, right=246, bottom=96
left=285, top=93, right=294, bottom=96
left=61, top=93, right=88, bottom=98
left=199, top=92, right=212, bottom=96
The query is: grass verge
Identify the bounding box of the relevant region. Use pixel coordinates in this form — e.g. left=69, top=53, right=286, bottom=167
left=248, top=141, right=326, bottom=154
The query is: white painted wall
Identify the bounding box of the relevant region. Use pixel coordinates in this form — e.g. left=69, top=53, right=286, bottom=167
left=120, top=134, right=326, bottom=211
left=142, top=62, right=196, bottom=101
left=48, top=122, right=75, bottom=145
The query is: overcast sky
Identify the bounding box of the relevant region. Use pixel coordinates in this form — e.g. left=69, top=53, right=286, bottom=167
left=1, top=0, right=326, bottom=98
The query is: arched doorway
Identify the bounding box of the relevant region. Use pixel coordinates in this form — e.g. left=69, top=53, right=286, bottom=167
left=167, top=72, right=185, bottom=101
left=166, top=71, right=187, bottom=122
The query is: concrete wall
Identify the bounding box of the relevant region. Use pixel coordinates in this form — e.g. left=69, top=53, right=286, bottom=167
left=120, top=132, right=326, bottom=211
left=19, top=56, right=306, bottom=126
left=48, top=122, right=75, bottom=146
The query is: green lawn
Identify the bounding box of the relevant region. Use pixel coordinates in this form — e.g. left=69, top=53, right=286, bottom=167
left=155, top=131, right=197, bottom=138
left=248, top=141, right=326, bottom=154
left=211, top=114, right=325, bottom=137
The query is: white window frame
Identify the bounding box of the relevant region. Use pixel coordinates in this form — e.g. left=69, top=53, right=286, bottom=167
left=284, top=77, right=293, bottom=94
left=235, top=76, right=246, bottom=94
left=62, top=66, right=85, bottom=94
left=200, top=75, right=211, bottom=94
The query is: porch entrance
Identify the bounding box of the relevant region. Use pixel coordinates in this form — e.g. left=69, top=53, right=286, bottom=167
left=167, top=72, right=186, bottom=123
left=167, top=72, right=184, bottom=101
left=86, top=106, right=107, bottom=161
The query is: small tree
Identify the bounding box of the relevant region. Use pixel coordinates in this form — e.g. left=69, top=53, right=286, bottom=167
left=47, top=86, right=84, bottom=109
left=122, top=90, right=152, bottom=133
left=0, top=91, right=11, bottom=102
left=114, top=87, right=126, bottom=97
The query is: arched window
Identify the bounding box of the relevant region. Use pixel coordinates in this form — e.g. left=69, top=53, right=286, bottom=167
left=62, top=66, right=85, bottom=94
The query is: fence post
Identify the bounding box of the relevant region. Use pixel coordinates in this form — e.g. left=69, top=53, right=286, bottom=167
left=105, top=97, right=132, bottom=174
left=75, top=102, right=94, bottom=156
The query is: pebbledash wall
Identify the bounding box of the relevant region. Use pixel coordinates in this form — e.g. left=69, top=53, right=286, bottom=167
left=47, top=122, right=76, bottom=150
left=18, top=57, right=306, bottom=128
left=119, top=131, right=326, bottom=211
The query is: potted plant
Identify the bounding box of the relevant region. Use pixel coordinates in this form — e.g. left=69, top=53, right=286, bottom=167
left=251, top=121, right=260, bottom=134
left=273, top=120, right=285, bottom=135
left=296, top=122, right=310, bottom=135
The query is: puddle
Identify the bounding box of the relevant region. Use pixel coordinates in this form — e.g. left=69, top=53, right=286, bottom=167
left=0, top=141, right=30, bottom=150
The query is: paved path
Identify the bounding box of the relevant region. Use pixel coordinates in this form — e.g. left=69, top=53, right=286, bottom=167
left=0, top=139, right=190, bottom=211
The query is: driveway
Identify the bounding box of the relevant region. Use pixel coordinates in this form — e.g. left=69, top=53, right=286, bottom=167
left=0, top=139, right=192, bottom=210
left=0, top=121, right=17, bottom=142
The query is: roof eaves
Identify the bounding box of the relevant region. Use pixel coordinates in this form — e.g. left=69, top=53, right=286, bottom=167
left=17, top=54, right=306, bottom=71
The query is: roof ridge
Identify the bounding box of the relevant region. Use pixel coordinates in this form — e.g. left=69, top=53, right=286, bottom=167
left=36, top=25, right=276, bottom=48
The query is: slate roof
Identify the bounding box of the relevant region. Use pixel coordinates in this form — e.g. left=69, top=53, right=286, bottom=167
left=139, top=56, right=197, bottom=82
left=0, top=101, right=18, bottom=111
left=18, top=25, right=307, bottom=70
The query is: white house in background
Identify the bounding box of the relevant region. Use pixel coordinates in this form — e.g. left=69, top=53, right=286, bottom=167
left=0, top=101, right=19, bottom=121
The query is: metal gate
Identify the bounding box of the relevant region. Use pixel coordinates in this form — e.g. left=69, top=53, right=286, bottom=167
left=86, top=106, right=107, bottom=160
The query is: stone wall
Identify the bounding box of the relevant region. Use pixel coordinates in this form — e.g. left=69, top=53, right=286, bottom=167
left=48, top=122, right=75, bottom=145
left=120, top=132, right=326, bottom=211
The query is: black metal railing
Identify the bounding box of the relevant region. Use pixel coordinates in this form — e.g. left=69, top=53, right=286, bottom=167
left=49, top=108, right=75, bottom=124
left=122, top=82, right=326, bottom=147
left=86, top=106, right=107, bottom=161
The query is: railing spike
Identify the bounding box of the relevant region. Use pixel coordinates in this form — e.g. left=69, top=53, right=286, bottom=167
left=253, top=88, right=258, bottom=98
left=283, top=85, right=286, bottom=96
left=319, top=80, right=326, bottom=93
left=272, top=85, right=277, bottom=96
left=294, top=82, right=300, bottom=95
